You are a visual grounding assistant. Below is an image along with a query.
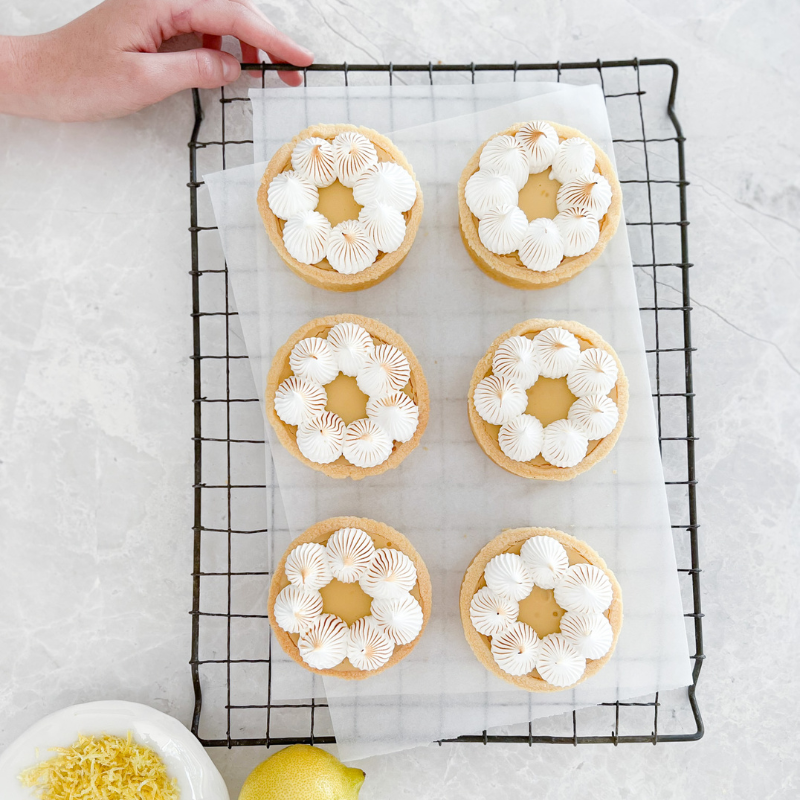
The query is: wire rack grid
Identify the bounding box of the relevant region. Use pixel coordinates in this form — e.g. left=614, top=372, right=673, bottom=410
left=188, top=59, right=703, bottom=748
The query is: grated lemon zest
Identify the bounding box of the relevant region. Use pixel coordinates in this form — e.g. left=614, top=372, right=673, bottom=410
left=19, top=732, right=180, bottom=800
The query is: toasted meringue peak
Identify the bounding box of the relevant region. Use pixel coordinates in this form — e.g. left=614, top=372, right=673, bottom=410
left=283, top=210, right=331, bottom=264
left=366, top=391, right=419, bottom=443
left=532, top=327, right=581, bottom=378
left=274, top=375, right=328, bottom=426
left=353, top=161, right=417, bottom=211
left=474, top=374, right=528, bottom=426
left=291, top=136, right=336, bottom=187
left=498, top=414, right=544, bottom=462
left=267, top=170, right=319, bottom=220
left=326, top=322, right=374, bottom=377
left=554, top=208, right=600, bottom=257
left=289, top=336, right=339, bottom=385
left=536, top=633, right=586, bottom=687
left=296, top=411, right=346, bottom=464
left=556, top=172, right=613, bottom=218
left=371, top=592, right=424, bottom=645
left=566, top=348, right=619, bottom=397
left=484, top=553, right=535, bottom=602
left=568, top=394, right=620, bottom=439
left=541, top=418, right=589, bottom=468
left=491, top=621, right=540, bottom=676
left=469, top=586, right=519, bottom=636
left=492, top=335, right=540, bottom=388
left=478, top=204, right=528, bottom=255
left=356, top=344, right=411, bottom=399
left=342, top=417, right=393, bottom=468
left=358, top=202, right=406, bottom=252
left=332, top=131, right=379, bottom=187
left=325, top=219, right=379, bottom=275
left=359, top=548, right=417, bottom=599
left=285, top=542, right=332, bottom=591
left=464, top=169, right=519, bottom=220
left=520, top=536, right=569, bottom=590
left=273, top=585, right=323, bottom=634
left=550, top=137, right=596, bottom=184
left=326, top=527, right=375, bottom=583
left=554, top=564, right=614, bottom=614
left=346, top=616, right=394, bottom=670
left=514, top=121, right=560, bottom=173
left=297, top=613, right=348, bottom=669
left=559, top=611, right=614, bottom=659
left=479, top=135, right=530, bottom=190
left=518, top=218, right=565, bottom=272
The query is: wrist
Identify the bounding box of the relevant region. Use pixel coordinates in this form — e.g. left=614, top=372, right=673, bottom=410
left=0, top=33, right=50, bottom=119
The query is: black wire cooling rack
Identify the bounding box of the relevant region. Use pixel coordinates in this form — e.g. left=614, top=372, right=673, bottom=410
left=188, top=59, right=703, bottom=748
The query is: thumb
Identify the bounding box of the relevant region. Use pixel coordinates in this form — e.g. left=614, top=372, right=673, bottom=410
left=136, top=49, right=241, bottom=102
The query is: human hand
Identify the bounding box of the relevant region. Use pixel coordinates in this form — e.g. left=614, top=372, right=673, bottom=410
left=0, top=0, right=314, bottom=122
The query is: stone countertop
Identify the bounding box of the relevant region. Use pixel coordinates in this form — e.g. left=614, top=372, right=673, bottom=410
left=1, top=1, right=798, bottom=797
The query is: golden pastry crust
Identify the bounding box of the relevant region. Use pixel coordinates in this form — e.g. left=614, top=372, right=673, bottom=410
left=460, top=527, right=623, bottom=692
left=265, top=314, right=429, bottom=480
left=268, top=516, right=433, bottom=679
left=467, top=318, right=628, bottom=481
left=457, top=121, right=622, bottom=290
left=258, top=123, right=424, bottom=293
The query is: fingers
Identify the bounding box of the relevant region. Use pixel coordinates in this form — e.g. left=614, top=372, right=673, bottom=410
left=202, top=33, right=223, bottom=50
left=240, top=41, right=259, bottom=64
left=265, top=51, right=304, bottom=86
left=135, top=49, right=241, bottom=102
left=179, top=0, right=314, bottom=68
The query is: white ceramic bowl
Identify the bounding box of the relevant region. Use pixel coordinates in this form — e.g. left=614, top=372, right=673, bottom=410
left=0, top=700, right=229, bottom=800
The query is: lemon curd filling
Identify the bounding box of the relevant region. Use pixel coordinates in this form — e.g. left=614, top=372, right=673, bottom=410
left=315, top=179, right=362, bottom=226
left=516, top=171, right=560, bottom=222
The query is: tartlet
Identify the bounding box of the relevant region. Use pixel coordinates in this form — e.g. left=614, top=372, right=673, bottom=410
left=265, top=314, right=429, bottom=479
left=458, top=120, right=622, bottom=289
left=258, top=123, right=424, bottom=292
left=268, top=516, right=432, bottom=679
left=468, top=318, right=628, bottom=481
left=460, top=527, right=623, bottom=692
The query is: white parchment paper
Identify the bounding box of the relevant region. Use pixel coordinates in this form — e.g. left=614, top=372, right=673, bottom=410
left=204, top=83, right=692, bottom=760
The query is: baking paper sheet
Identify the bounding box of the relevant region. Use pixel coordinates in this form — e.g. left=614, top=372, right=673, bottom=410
left=204, top=83, right=692, bottom=760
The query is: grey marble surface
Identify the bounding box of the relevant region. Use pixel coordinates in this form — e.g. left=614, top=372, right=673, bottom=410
left=1, top=1, right=799, bottom=797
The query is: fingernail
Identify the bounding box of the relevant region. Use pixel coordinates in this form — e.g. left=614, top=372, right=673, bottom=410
left=223, top=59, right=238, bottom=82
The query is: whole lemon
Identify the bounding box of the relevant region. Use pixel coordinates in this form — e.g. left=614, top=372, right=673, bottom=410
left=238, top=744, right=365, bottom=800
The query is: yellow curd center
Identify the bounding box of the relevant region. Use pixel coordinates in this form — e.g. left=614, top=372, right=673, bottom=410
left=316, top=179, right=362, bottom=226
left=325, top=373, right=368, bottom=424
left=517, top=170, right=560, bottom=222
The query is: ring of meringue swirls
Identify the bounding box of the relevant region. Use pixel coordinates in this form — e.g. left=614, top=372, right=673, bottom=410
left=266, top=130, right=418, bottom=275
left=272, top=320, right=420, bottom=471
left=458, top=120, right=622, bottom=289
left=276, top=532, right=423, bottom=671
left=467, top=318, right=628, bottom=481
left=268, top=517, right=432, bottom=678
left=460, top=527, right=622, bottom=692
left=267, top=315, right=429, bottom=479
left=471, top=324, right=621, bottom=470
left=476, top=536, right=614, bottom=686
left=462, top=120, right=615, bottom=273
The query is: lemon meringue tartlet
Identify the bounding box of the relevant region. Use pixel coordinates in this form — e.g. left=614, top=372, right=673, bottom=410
left=257, top=124, right=424, bottom=292
left=265, top=314, right=429, bottom=479
left=268, top=516, right=432, bottom=678
left=468, top=318, right=628, bottom=480
left=458, top=120, right=622, bottom=290
left=460, top=527, right=622, bottom=692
